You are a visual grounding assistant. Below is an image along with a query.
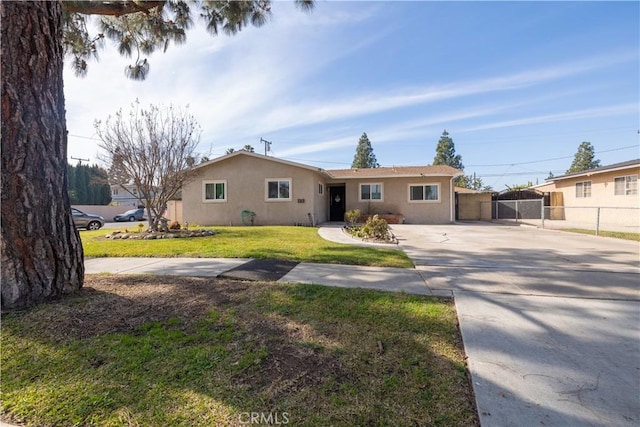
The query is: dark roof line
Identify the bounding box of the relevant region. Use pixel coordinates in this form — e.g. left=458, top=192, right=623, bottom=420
left=547, top=158, right=640, bottom=181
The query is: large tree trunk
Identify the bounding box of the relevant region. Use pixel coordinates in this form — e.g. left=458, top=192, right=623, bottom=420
left=1, top=1, right=84, bottom=310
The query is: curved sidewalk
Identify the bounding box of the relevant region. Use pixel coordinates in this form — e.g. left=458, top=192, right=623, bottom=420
left=84, top=224, right=441, bottom=297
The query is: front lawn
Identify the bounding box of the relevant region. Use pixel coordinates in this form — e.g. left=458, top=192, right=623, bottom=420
left=81, top=226, right=413, bottom=268
left=560, top=228, right=640, bottom=241
left=1, top=275, right=478, bottom=426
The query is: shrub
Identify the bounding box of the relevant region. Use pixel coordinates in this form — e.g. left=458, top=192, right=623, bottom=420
left=345, top=209, right=361, bottom=226
left=356, top=214, right=390, bottom=240
left=169, top=220, right=181, bottom=230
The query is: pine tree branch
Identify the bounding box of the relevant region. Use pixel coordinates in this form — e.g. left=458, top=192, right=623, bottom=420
left=64, top=1, right=166, bottom=17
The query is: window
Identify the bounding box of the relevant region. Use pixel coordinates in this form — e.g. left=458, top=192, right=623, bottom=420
left=203, top=180, right=227, bottom=202
left=266, top=179, right=291, bottom=201
left=318, top=182, right=324, bottom=195
left=112, top=188, right=119, bottom=196
left=575, top=181, right=591, bottom=198
left=359, top=183, right=383, bottom=201
left=614, top=175, right=638, bottom=196
left=409, top=184, right=440, bottom=202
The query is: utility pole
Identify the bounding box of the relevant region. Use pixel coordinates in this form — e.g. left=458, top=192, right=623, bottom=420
left=71, top=156, right=89, bottom=165
left=260, top=138, right=272, bottom=156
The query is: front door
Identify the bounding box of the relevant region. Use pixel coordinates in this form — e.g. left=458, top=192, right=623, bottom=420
left=329, top=185, right=346, bottom=222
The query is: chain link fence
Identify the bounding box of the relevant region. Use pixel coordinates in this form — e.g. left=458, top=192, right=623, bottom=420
left=479, top=200, right=639, bottom=234
left=541, top=206, right=640, bottom=234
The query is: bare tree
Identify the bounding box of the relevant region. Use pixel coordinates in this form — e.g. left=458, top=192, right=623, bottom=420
left=95, top=102, right=201, bottom=230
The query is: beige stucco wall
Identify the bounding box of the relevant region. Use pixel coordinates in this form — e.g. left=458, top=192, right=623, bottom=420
left=457, top=192, right=492, bottom=221
left=543, top=167, right=639, bottom=229
left=166, top=200, right=183, bottom=223
left=328, top=176, right=454, bottom=224
left=182, top=155, right=327, bottom=226
left=551, top=168, right=639, bottom=208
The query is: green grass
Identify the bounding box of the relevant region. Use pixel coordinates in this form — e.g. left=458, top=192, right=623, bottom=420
left=81, top=226, right=413, bottom=268
left=561, top=228, right=640, bottom=241
left=1, top=275, right=478, bottom=426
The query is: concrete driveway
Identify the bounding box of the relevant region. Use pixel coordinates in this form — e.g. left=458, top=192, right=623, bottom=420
left=391, top=223, right=639, bottom=427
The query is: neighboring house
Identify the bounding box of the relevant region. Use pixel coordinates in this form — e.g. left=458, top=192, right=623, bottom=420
left=535, top=159, right=639, bottom=228
left=182, top=151, right=463, bottom=226
left=110, top=183, right=144, bottom=207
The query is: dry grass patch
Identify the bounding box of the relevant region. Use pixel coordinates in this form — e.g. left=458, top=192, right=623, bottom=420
left=2, top=275, right=478, bottom=426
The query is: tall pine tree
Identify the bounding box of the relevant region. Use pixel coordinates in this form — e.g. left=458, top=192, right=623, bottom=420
left=433, top=130, right=463, bottom=170
left=566, top=141, right=600, bottom=174
left=433, top=130, right=471, bottom=187
left=67, top=163, right=111, bottom=205
left=352, top=132, right=380, bottom=168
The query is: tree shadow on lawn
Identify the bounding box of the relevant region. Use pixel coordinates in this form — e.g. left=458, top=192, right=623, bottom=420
left=1, top=275, right=477, bottom=427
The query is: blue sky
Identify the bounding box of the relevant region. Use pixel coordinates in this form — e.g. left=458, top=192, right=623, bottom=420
left=64, top=1, right=639, bottom=191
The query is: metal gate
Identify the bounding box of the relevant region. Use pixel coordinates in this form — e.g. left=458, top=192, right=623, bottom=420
left=492, top=189, right=548, bottom=220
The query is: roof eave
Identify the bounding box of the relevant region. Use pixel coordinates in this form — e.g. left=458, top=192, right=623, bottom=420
left=548, top=162, right=640, bottom=182
left=192, top=151, right=328, bottom=175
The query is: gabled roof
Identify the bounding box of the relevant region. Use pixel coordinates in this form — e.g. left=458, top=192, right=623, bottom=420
left=547, top=159, right=640, bottom=182
left=326, top=165, right=463, bottom=179
left=192, top=150, right=326, bottom=174
left=193, top=151, right=463, bottom=179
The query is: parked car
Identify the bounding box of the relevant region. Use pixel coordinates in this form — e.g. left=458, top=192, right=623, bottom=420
left=72, top=208, right=105, bottom=230
left=114, top=208, right=146, bottom=222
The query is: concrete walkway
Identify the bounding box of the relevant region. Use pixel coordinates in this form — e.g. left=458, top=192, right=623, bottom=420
left=80, top=222, right=639, bottom=426
left=84, top=223, right=439, bottom=295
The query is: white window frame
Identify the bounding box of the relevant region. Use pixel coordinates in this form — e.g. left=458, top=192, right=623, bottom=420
left=202, top=180, right=227, bottom=203
left=265, top=178, right=292, bottom=201
left=575, top=181, right=591, bottom=198
left=614, top=175, right=638, bottom=196
left=359, top=183, right=383, bottom=202
left=318, top=182, right=324, bottom=196
left=408, top=183, right=441, bottom=203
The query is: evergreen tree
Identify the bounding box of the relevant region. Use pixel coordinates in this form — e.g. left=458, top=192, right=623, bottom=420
left=67, top=163, right=112, bottom=205
left=433, top=130, right=467, bottom=187
left=67, top=164, right=78, bottom=204
left=351, top=132, right=380, bottom=168
left=88, top=165, right=111, bottom=205
left=75, top=164, right=89, bottom=203
left=433, top=130, right=463, bottom=170
left=566, top=141, right=601, bottom=174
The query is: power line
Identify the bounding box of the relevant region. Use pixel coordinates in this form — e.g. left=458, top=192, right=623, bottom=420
left=68, top=133, right=101, bottom=141
left=478, top=170, right=565, bottom=178
left=466, top=144, right=639, bottom=168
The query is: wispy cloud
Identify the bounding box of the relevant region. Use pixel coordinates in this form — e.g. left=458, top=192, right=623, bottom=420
left=458, top=103, right=639, bottom=132
left=238, top=50, right=638, bottom=136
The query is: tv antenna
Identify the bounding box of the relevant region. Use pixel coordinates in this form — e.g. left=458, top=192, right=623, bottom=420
left=260, top=138, right=272, bottom=156
left=71, top=156, right=90, bottom=165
